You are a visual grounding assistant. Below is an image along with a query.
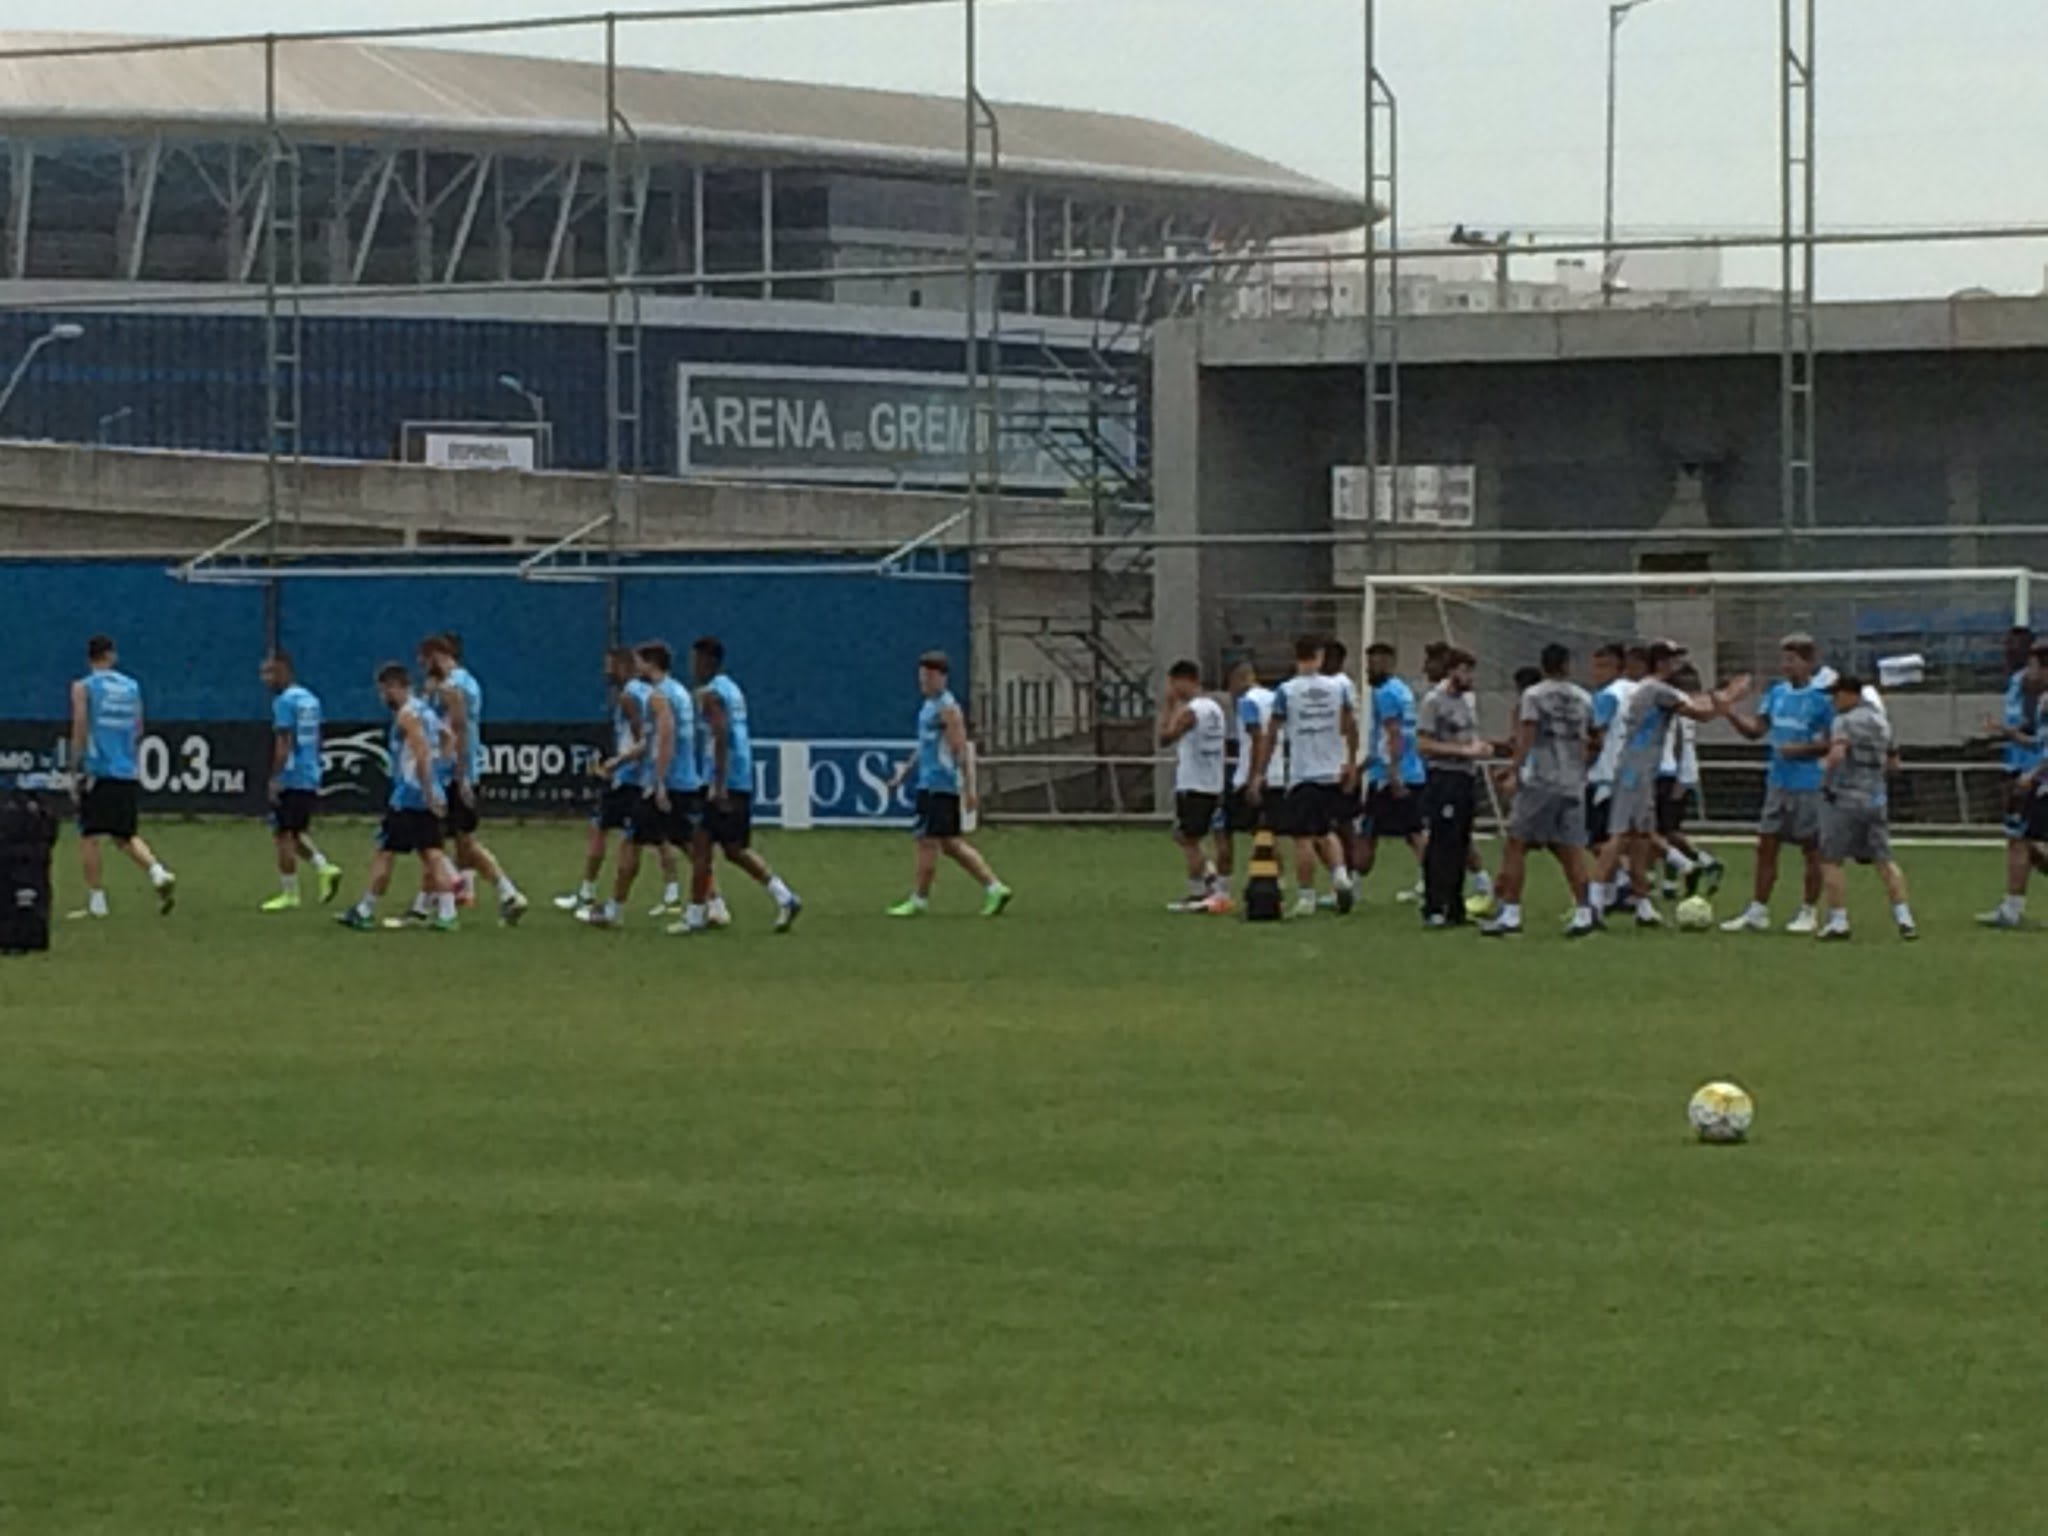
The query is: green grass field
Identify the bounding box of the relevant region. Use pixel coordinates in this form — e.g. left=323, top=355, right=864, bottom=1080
left=4, top=822, right=2044, bottom=1534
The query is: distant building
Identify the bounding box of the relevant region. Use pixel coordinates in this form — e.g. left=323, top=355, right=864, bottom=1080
left=1238, top=229, right=1775, bottom=319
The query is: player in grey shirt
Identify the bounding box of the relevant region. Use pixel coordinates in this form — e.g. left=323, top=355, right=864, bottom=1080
left=1589, top=640, right=1750, bottom=926
left=1415, top=649, right=1494, bottom=926
left=1483, top=643, right=1598, bottom=939
left=1817, top=674, right=1917, bottom=940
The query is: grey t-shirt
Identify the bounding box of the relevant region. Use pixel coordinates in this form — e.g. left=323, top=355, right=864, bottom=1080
left=1419, top=684, right=1479, bottom=777
left=1616, top=677, right=1686, bottom=789
left=1829, top=702, right=1892, bottom=809
left=1520, top=678, right=1594, bottom=794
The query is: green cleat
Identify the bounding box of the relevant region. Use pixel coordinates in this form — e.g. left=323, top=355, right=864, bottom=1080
left=980, top=884, right=1014, bottom=918
left=336, top=909, right=375, bottom=931
left=431, top=915, right=460, bottom=934
left=260, top=891, right=301, bottom=913
left=885, top=898, right=927, bottom=919
left=319, top=865, right=344, bottom=905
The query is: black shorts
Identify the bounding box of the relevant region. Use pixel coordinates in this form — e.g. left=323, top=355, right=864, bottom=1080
left=78, top=778, right=140, bottom=841
left=1277, top=782, right=1345, bottom=840
left=1223, top=785, right=1267, bottom=834
left=913, top=790, right=964, bottom=840
left=1174, top=791, right=1221, bottom=840
left=594, top=784, right=639, bottom=833
left=702, top=790, right=754, bottom=850
left=271, top=789, right=318, bottom=836
left=379, top=808, right=444, bottom=855
left=630, top=789, right=699, bottom=848
left=1363, top=783, right=1424, bottom=841
left=1586, top=787, right=1613, bottom=846
left=442, top=786, right=481, bottom=838
left=2025, top=792, right=2048, bottom=844
left=1655, top=779, right=1692, bottom=837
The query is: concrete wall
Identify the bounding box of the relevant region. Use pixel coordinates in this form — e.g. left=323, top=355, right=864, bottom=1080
left=1155, top=299, right=2048, bottom=696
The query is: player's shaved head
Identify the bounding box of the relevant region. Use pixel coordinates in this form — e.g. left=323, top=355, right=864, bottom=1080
left=86, top=633, right=116, bottom=662
left=636, top=642, right=673, bottom=675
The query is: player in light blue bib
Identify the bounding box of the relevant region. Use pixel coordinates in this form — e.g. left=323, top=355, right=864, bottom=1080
left=419, top=633, right=528, bottom=926
left=883, top=650, right=1011, bottom=917
left=67, top=633, right=176, bottom=919
left=690, top=635, right=802, bottom=933
left=259, top=651, right=342, bottom=912
left=337, top=663, right=461, bottom=932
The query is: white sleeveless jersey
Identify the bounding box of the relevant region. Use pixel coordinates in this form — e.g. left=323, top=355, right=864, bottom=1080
left=1273, top=672, right=1357, bottom=789
left=1175, top=696, right=1228, bottom=794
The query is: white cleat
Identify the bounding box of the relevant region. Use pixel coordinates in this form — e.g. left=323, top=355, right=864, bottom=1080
left=1785, top=909, right=1820, bottom=936
left=1977, top=908, right=2024, bottom=930
left=578, top=906, right=621, bottom=929
left=647, top=901, right=678, bottom=919
left=553, top=892, right=587, bottom=913
left=1720, top=910, right=1770, bottom=934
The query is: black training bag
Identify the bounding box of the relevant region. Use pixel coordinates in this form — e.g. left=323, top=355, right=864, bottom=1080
left=0, top=791, right=58, bottom=955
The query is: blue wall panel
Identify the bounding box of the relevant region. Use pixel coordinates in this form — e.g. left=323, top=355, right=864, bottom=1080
left=0, top=559, right=967, bottom=737
left=618, top=569, right=970, bottom=740
left=277, top=576, right=612, bottom=724
left=0, top=562, right=265, bottom=720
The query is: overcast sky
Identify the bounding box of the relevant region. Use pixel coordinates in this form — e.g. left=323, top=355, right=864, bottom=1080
left=40, top=0, right=2048, bottom=298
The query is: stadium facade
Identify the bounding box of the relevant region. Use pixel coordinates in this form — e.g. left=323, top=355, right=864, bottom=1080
left=0, top=32, right=1359, bottom=488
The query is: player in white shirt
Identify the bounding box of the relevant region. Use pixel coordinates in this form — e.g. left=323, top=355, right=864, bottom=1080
left=1653, top=663, right=1726, bottom=899
left=1249, top=636, right=1362, bottom=917
left=1158, top=659, right=1231, bottom=913
left=1585, top=642, right=1641, bottom=859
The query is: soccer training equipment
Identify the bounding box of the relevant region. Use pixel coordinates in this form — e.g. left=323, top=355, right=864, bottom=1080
left=1242, top=827, right=1285, bottom=923
left=1688, top=1082, right=1756, bottom=1145
left=1676, top=896, right=1716, bottom=931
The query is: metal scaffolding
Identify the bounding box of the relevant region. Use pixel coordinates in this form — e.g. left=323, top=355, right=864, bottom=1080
left=1779, top=0, right=1819, bottom=547
left=1360, top=0, right=1399, bottom=590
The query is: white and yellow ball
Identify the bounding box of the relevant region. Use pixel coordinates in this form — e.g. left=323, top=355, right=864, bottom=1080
left=1688, top=1081, right=1755, bottom=1144
left=1675, top=896, right=1716, bottom=932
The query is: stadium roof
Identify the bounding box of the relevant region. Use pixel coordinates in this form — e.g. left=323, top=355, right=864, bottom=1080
left=0, top=31, right=1362, bottom=233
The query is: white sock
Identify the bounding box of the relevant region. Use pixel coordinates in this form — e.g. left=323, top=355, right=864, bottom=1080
left=280, top=873, right=299, bottom=896
left=1796, top=904, right=1817, bottom=920
left=768, top=875, right=794, bottom=905
left=662, top=882, right=682, bottom=906
left=578, top=879, right=597, bottom=901
left=1201, top=860, right=1218, bottom=882
left=2003, top=895, right=2026, bottom=919
left=1572, top=904, right=1595, bottom=927
left=437, top=891, right=457, bottom=921
left=410, top=892, right=431, bottom=916
left=1745, top=901, right=1770, bottom=921
left=496, top=874, right=519, bottom=901
left=602, top=899, right=620, bottom=921
left=985, top=881, right=1004, bottom=896
left=685, top=902, right=708, bottom=930
left=1498, top=901, right=1521, bottom=925
left=87, top=888, right=109, bottom=916
left=1664, top=848, right=1695, bottom=874
left=1592, top=882, right=1615, bottom=911
left=1825, top=909, right=1849, bottom=931
left=1894, top=902, right=1914, bottom=926
left=309, top=848, right=332, bottom=872
left=908, top=893, right=929, bottom=910
left=1636, top=897, right=1658, bottom=920
left=147, top=862, right=170, bottom=888
left=352, top=895, right=376, bottom=919
left=1472, top=870, right=1493, bottom=898
left=1333, top=867, right=1356, bottom=892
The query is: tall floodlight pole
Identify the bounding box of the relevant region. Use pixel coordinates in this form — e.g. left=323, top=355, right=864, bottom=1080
left=1780, top=0, right=1818, bottom=549
left=1361, top=0, right=1399, bottom=600
left=1603, top=0, right=1661, bottom=307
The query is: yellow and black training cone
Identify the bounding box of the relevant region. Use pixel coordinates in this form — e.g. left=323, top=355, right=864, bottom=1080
left=1243, top=826, right=1284, bottom=923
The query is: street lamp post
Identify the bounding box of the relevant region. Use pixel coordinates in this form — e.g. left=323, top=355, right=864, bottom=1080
left=1604, top=0, right=1663, bottom=307
left=0, top=322, right=84, bottom=427
left=497, top=373, right=546, bottom=424
left=95, top=406, right=134, bottom=446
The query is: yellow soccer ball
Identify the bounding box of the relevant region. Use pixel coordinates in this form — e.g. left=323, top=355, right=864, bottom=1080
left=1688, top=1081, right=1755, bottom=1145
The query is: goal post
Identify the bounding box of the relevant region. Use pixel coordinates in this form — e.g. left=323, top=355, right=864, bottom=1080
left=1359, top=566, right=2041, bottom=834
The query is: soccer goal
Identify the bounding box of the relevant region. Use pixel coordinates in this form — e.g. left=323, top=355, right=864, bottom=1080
left=1360, top=566, right=2042, bottom=833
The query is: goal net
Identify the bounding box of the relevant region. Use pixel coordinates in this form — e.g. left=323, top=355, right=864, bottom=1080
left=1360, top=567, right=2040, bottom=834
